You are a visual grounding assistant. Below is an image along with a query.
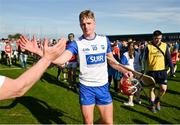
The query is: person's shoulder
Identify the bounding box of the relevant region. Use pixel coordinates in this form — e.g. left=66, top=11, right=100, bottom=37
left=161, top=41, right=167, bottom=45
left=95, top=34, right=107, bottom=39
left=123, top=51, right=128, bottom=56
left=97, top=34, right=106, bottom=37
left=77, top=35, right=84, bottom=41
left=96, top=34, right=110, bottom=42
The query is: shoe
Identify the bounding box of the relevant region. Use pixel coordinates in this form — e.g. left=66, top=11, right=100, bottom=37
left=151, top=106, right=157, bottom=113
left=57, top=76, right=61, bottom=81
left=134, top=99, right=141, bottom=104
left=156, top=102, right=161, bottom=111
left=173, top=74, right=176, bottom=77
left=124, top=102, right=134, bottom=107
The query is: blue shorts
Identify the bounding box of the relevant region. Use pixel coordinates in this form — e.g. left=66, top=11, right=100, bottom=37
left=79, top=83, right=112, bottom=105
left=147, top=70, right=167, bottom=85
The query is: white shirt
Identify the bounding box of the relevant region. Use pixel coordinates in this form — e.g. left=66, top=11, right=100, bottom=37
left=67, top=34, right=111, bottom=86
left=0, top=75, right=5, bottom=88
left=121, top=52, right=134, bottom=70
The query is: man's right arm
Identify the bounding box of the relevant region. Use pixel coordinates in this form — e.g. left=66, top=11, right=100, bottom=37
left=19, top=35, right=76, bottom=66
left=52, top=50, right=73, bottom=65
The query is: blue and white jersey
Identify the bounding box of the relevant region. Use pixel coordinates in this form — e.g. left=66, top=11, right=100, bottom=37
left=121, top=52, right=134, bottom=70
left=0, top=75, right=5, bottom=88
left=67, top=34, right=111, bottom=86
left=121, top=51, right=141, bottom=72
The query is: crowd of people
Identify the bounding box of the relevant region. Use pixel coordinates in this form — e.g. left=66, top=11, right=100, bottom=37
left=0, top=9, right=180, bottom=124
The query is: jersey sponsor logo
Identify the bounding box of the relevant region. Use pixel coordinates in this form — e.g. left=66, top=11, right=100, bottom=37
left=82, top=48, right=90, bottom=52
left=86, top=53, right=105, bottom=65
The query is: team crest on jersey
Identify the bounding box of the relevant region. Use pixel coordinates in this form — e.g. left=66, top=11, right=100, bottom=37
left=91, top=45, right=97, bottom=51
left=86, top=53, right=105, bottom=65
left=101, top=45, right=105, bottom=50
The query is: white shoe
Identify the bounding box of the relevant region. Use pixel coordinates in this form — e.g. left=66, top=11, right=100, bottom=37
left=124, top=102, right=134, bottom=106
left=134, top=99, right=142, bottom=104
left=57, top=76, right=61, bottom=81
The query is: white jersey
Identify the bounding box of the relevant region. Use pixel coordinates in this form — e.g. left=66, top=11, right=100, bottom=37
left=0, top=75, right=5, bottom=88
left=121, top=52, right=134, bottom=70
left=67, top=34, right=111, bottom=86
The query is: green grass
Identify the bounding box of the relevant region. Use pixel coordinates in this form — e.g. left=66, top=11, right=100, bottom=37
left=0, top=61, right=180, bottom=124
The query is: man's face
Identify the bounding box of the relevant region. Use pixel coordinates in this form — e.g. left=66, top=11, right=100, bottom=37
left=80, top=18, right=95, bottom=37
left=68, top=35, right=74, bottom=41
left=153, top=35, right=162, bottom=44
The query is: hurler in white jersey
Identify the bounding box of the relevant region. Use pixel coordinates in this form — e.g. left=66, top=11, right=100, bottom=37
left=19, top=10, right=133, bottom=124
left=50, top=10, right=133, bottom=124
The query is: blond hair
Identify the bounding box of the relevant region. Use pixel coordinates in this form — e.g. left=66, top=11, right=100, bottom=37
left=79, top=10, right=95, bottom=22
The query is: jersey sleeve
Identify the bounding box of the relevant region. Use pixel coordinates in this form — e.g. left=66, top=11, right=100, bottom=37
left=66, top=41, right=78, bottom=55
left=0, top=75, right=5, bottom=88
left=106, top=37, right=112, bottom=53
left=121, top=54, right=128, bottom=65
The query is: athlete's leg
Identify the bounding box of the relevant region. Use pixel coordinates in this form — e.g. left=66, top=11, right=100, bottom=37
left=81, top=104, right=95, bottom=124
left=159, top=84, right=167, bottom=97
left=149, top=87, right=157, bottom=112
left=79, top=83, right=96, bottom=124
left=149, top=87, right=156, bottom=102
left=97, top=103, right=113, bottom=124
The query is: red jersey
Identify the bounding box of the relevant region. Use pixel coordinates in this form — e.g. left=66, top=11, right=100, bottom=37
left=5, top=45, right=12, bottom=54
left=171, top=51, right=179, bottom=64
left=113, top=46, right=120, bottom=55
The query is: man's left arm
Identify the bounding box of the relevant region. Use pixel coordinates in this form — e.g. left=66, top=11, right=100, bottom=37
left=166, top=45, right=174, bottom=75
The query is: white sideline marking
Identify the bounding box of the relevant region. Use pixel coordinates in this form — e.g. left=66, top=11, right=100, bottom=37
left=0, top=67, right=30, bottom=70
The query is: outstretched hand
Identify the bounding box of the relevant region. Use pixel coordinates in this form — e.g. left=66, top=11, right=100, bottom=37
left=43, top=38, right=66, bottom=62
left=20, top=35, right=42, bottom=56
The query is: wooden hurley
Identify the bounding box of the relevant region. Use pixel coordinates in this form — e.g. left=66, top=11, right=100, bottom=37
left=107, top=56, right=156, bottom=87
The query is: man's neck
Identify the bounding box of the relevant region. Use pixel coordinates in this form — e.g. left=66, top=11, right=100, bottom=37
left=153, top=41, right=161, bottom=46
left=84, top=33, right=96, bottom=40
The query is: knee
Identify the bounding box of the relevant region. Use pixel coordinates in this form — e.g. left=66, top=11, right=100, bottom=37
left=160, top=88, right=166, bottom=94
left=83, top=118, right=93, bottom=124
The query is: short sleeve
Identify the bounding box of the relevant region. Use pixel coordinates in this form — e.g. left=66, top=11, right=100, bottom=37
left=66, top=41, right=78, bottom=55
left=106, top=37, right=112, bottom=53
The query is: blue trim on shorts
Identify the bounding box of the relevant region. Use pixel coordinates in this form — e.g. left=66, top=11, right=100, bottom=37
left=79, top=83, right=112, bottom=105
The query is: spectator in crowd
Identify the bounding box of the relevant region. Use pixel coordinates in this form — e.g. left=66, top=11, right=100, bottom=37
left=19, top=46, right=29, bottom=68
left=108, top=40, right=121, bottom=94
left=170, top=46, right=179, bottom=75
left=121, top=41, right=142, bottom=106
left=4, top=40, right=12, bottom=67
left=66, top=33, right=78, bottom=89
left=120, top=40, right=128, bottom=57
